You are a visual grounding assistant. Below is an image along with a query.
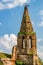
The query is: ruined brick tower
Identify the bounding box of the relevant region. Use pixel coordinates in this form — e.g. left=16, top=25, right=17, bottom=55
left=17, top=6, right=39, bottom=65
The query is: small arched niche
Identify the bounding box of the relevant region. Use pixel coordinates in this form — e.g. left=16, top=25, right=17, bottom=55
left=22, top=36, right=25, bottom=49
left=29, top=36, right=32, bottom=48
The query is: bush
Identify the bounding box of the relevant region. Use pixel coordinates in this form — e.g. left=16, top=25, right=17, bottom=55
left=16, top=60, right=25, bottom=65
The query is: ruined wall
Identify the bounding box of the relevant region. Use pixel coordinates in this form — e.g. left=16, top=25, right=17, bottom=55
left=1, top=46, right=17, bottom=65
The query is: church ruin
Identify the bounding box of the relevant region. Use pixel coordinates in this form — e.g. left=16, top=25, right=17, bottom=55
left=0, top=6, right=41, bottom=65
left=17, top=6, right=41, bottom=65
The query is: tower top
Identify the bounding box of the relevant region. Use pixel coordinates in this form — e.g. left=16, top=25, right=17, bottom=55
left=20, top=6, right=33, bottom=32
left=25, top=5, right=29, bottom=8
left=24, top=5, right=29, bottom=11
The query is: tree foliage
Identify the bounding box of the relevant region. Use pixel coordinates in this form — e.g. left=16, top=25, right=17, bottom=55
left=16, top=60, right=25, bottom=65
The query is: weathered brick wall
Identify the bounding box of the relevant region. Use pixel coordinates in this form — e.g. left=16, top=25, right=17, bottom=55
left=1, top=46, right=17, bottom=65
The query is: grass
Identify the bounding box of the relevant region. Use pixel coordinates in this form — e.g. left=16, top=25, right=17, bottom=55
left=0, top=52, right=11, bottom=58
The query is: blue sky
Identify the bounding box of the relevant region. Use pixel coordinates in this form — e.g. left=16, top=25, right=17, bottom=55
left=0, top=0, right=43, bottom=60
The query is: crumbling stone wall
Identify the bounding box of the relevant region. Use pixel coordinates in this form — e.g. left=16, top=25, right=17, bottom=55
left=1, top=46, right=17, bottom=65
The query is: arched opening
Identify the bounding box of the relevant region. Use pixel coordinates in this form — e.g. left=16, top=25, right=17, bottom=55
left=22, top=36, right=25, bottom=49
left=29, top=36, right=32, bottom=48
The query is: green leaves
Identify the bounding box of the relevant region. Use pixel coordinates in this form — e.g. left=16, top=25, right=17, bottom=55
left=16, top=60, right=25, bottom=65
left=18, top=31, right=36, bottom=36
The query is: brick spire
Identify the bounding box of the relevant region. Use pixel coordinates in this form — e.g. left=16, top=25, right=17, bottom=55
left=20, top=6, right=33, bottom=32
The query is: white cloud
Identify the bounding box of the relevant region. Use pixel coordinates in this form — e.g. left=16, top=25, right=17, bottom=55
left=2, top=0, right=12, bottom=2
left=39, top=21, right=43, bottom=26
left=37, top=38, right=43, bottom=60
left=37, top=38, right=42, bottom=43
left=38, top=10, right=43, bottom=27
left=0, top=34, right=17, bottom=53
left=40, top=10, right=43, bottom=15
left=37, top=48, right=43, bottom=61
left=31, top=21, right=34, bottom=25
left=2, top=0, right=10, bottom=2
left=0, top=0, right=33, bottom=10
